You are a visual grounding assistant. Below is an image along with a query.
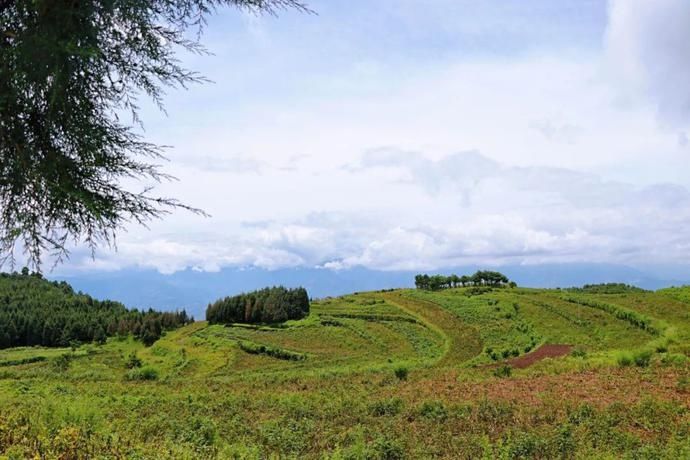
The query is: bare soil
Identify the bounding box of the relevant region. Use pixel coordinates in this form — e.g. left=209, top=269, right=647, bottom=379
left=505, top=344, right=573, bottom=369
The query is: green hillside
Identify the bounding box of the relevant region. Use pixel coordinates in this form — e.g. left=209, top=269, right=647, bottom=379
left=0, top=283, right=688, bottom=458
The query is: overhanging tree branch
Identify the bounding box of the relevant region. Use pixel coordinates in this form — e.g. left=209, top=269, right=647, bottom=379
left=0, top=0, right=309, bottom=270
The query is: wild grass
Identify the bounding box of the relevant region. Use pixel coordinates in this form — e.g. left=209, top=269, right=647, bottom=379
left=0, top=287, right=687, bottom=457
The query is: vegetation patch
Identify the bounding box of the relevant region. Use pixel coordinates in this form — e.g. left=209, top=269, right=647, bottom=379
left=206, top=286, right=310, bottom=324
left=0, top=271, right=192, bottom=349
left=237, top=340, right=306, bottom=361
left=0, top=356, right=47, bottom=367
left=560, top=294, right=663, bottom=335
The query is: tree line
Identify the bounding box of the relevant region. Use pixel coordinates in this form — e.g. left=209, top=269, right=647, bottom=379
left=0, top=270, right=193, bottom=349
left=414, top=271, right=514, bottom=291
left=206, top=286, right=310, bottom=325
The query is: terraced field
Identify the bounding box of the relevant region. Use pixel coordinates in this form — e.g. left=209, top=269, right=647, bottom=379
left=0, top=286, right=688, bottom=458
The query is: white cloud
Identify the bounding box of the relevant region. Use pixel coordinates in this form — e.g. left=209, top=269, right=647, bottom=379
left=59, top=151, right=690, bottom=274
left=46, top=1, right=690, bottom=275
left=606, top=0, right=690, bottom=127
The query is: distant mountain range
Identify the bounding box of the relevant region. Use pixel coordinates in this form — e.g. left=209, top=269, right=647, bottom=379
left=52, top=263, right=689, bottom=320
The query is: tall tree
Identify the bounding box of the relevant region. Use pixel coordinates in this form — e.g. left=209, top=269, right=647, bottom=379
left=0, top=0, right=308, bottom=269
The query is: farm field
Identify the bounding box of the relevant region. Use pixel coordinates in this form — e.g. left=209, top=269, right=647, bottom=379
left=0, top=286, right=689, bottom=458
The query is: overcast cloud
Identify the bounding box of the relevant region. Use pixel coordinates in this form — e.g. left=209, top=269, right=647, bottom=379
left=52, top=0, right=690, bottom=275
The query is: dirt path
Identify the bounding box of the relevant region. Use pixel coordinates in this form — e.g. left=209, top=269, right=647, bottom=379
left=382, top=291, right=482, bottom=367
left=504, top=344, right=573, bottom=369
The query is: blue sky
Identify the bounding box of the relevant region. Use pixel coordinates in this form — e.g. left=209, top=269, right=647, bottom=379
left=54, top=0, right=690, bottom=276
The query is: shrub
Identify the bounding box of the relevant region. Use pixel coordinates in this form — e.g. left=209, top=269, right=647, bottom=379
left=633, top=349, right=653, bottom=367
left=571, top=347, right=587, bottom=358
left=393, top=366, right=409, bottom=381
left=126, top=366, right=159, bottom=381
left=238, top=341, right=306, bottom=361
left=371, top=436, right=405, bottom=460
left=493, top=365, right=512, bottom=378
left=370, top=398, right=403, bottom=417
left=0, top=356, right=47, bottom=367
left=418, top=401, right=448, bottom=421
left=616, top=352, right=634, bottom=367
left=53, top=353, right=73, bottom=372
left=125, top=352, right=142, bottom=369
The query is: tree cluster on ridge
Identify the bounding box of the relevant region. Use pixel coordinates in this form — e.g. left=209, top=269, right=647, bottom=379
left=206, top=286, right=310, bottom=325
left=414, top=271, right=514, bottom=291
left=0, top=269, right=193, bottom=349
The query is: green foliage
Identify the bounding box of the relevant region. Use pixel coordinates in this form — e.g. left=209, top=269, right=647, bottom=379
left=370, top=398, right=404, bottom=417
left=633, top=349, right=653, bottom=367
left=0, top=355, right=46, bottom=367
left=493, top=365, right=512, bottom=378
left=0, top=286, right=687, bottom=457
left=414, top=270, right=512, bottom=291
left=52, top=353, right=73, bottom=372
left=0, top=0, right=306, bottom=268
left=125, top=353, right=142, bottom=369
left=570, top=347, right=587, bottom=358
left=0, top=271, right=192, bottom=349
left=371, top=436, right=405, bottom=460
left=206, top=286, right=310, bottom=324
left=616, top=351, right=634, bottom=367
left=238, top=340, right=306, bottom=361
left=418, top=400, right=448, bottom=421
left=393, top=365, right=409, bottom=381
left=568, top=283, right=647, bottom=294
left=561, top=294, right=663, bottom=335
left=125, top=366, right=159, bottom=381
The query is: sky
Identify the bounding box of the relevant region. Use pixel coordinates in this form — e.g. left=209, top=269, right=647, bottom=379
left=57, top=0, right=690, bottom=276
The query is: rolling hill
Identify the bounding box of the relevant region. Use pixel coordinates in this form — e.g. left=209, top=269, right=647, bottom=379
left=0, top=283, right=688, bottom=458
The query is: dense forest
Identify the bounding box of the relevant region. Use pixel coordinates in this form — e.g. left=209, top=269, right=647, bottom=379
left=206, top=286, right=310, bottom=324
left=0, top=270, right=192, bottom=349
left=414, top=270, right=514, bottom=291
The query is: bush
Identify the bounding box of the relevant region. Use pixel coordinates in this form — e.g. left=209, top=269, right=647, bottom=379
left=53, top=353, right=73, bottom=372
left=571, top=347, right=587, bottom=358
left=418, top=401, right=448, bottom=421
left=493, top=365, right=512, bottom=378
left=238, top=341, right=306, bottom=361
left=371, top=436, right=405, bottom=460
left=633, top=349, right=653, bottom=367
left=125, top=352, right=142, bottom=369
left=616, top=352, right=634, bottom=367
left=370, top=398, right=403, bottom=417
left=126, top=366, right=159, bottom=381
left=0, top=356, right=47, bottom=367
left=393, top=366, right=409, bottom=381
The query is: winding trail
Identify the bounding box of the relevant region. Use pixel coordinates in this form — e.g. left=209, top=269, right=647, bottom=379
left=382, top=291, right=482, bottom=367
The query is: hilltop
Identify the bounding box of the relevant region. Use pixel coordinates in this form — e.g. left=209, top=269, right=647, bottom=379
left=0, top=280, right=688, bottom=458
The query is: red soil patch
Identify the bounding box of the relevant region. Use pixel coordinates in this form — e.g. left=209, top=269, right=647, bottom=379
left=505, top=344, right=573, bottom=369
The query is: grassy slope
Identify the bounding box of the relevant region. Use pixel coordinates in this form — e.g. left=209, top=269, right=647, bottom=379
left=0, top=287, right=688, bottom=458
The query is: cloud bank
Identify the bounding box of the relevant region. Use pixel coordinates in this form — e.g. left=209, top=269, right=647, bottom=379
left=606, top=0, right=690, bottom=127
left=62, top=151, right=690, bottom=274
left=47, top=1, right=690, bottom=276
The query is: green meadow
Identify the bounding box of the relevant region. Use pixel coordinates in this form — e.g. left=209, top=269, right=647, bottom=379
left=0, top=286, right=689, bottom=458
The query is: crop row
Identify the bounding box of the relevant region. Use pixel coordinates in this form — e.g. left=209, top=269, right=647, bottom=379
left=237, top=341, right=307, bottom=361
left=528, top=299, right=589, bottom=327
left=560, top=295, right=662, bottom=335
